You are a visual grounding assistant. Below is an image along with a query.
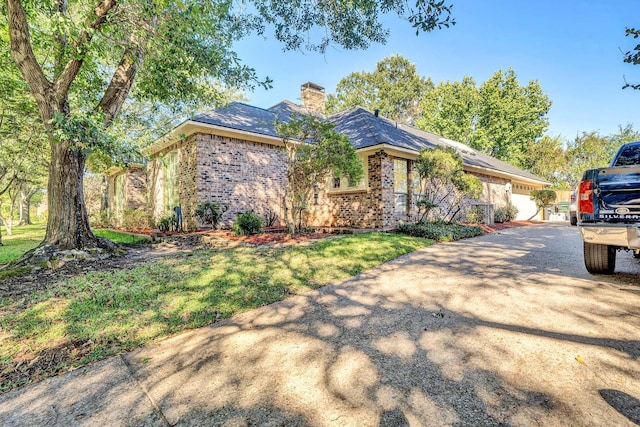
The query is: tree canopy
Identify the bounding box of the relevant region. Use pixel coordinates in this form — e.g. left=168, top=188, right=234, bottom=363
left=624, top=26, right=640, bottom=89
left=417, top=68, right=552, bottom=168
left=326, top=55, right=433, bottom=124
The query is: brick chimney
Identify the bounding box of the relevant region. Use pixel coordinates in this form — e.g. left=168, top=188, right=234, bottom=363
left=300, top=82, right=325, bottom=115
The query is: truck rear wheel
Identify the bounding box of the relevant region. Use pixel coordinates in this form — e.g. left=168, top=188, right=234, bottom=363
left=584, top=242, right=616, bottom=274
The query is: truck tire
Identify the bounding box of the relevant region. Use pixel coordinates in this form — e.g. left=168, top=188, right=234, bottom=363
left=583, top=242, right=616, bottom=274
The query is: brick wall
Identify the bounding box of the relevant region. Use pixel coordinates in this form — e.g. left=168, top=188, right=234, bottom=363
left=305, top=150, right=395, bottom=229
left=107, top=166, right=148, bottom=226
left=195, top=133, right=287, bottom=228
left=472, top=172, right=510, bottom=208
left=178, top=137, right=198, bottom=230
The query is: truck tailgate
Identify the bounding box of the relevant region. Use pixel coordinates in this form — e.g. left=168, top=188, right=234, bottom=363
left=596, top=165, right=640, bottom=221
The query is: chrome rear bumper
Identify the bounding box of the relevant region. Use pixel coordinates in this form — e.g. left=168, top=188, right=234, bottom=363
left=580, top=223, right=640, bottom=249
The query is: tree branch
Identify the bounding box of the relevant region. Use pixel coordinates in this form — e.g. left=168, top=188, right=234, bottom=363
left=6, top=0, right=54, bottom=119
left=97, top=43, right=144, bottom=126
left=54, top=0, right=118, bottom=99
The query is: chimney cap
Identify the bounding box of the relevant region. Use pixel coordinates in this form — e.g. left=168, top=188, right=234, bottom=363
left=301, top=82, right=325, bottom=92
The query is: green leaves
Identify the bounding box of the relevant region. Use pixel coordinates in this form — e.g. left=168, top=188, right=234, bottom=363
left=326, top=55, right=433, bottom=124
left=623, top=27, right=640, bottom=89
left=530, top=189, right=557, bottom=211
left=252, top=0, right=453, bottom=53
left=276, top=114, right=363, bottom=233
left=418, top=68, right=551, bottom=169
left=414, top=146, right=482, bottom=221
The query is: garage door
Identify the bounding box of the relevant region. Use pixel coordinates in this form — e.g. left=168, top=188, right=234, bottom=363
left=511, top=193, right=540, bottom=220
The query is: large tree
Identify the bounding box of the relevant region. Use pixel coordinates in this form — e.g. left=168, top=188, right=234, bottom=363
left=0, top=26, right=47, bottom=242
left=417, top=76, right=479, bottom=144
left=565, top=131, right=614, bottom=188
left=1, top=0, right=454, bottom=258
left=521, top=135, right=568, bottom=189
left=326, top=55, right=434, bottom=124
left=418, top=69, right=552, bottom=169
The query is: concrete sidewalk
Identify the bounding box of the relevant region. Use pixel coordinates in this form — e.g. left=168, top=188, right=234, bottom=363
left=1, top=223, right=639, bottom=426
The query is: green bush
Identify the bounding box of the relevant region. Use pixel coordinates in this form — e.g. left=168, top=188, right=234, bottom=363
left=494, top=205, right=517, bottom=223
left=158, top=214, right=176, bottom=233
left=90, top=210, right=110, bottom=228
left=121, top=209, right=150, bottom=230
left=195, top=201, right=227, bottom=229
left=233, top=211, right=264, bottom=236
left=465, top=206, right=485, bottom=224
left=397, top=222, right=483, bottom=242
left=505, top=205, right=518, bottom=221
left=494, top=208, right=508, bottom=223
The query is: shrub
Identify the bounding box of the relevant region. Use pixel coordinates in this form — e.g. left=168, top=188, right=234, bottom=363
left=233, top=211, right=264, bottom=236
left=195, top=201, right=228, bottom=229
left=494, top=208, right=508, bottom=223
left=121, top=209, right=150, bottom=230
left=158, top=214, right=176, bottom=233
left=397, top=222, right=483, bottom=242
left=263, top=208, right=279, bottom=227
left=465, top=206, right=485, bottom=224
left=90, top=210, right=110, bottom=228
left=504, top=204, right=518, bottom=221
left=494, top=205, right=518, bottom=224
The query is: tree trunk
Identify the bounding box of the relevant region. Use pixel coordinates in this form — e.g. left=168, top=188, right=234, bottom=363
left=44, top=140, right=99, bottom=249
left=0, top=199, right=4, bottom=246
left=18, top=186, right=36, bottom=226
left=100, top=175, right=109, bottom=212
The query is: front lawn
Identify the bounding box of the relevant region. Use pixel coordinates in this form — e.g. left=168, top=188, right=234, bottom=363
left=0, top=224, right=46, bottom=265
left=0, top=226, right=148, bottom=265
left=0, top=232, right=432, bottom=392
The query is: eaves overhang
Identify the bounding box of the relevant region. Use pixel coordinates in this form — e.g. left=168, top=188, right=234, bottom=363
left=356, top=144, right=549, bottom=187
left=146, top=120, right=286, bottom=156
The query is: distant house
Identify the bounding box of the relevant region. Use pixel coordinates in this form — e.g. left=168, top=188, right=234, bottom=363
left=108, top=82, right=548, bottom=230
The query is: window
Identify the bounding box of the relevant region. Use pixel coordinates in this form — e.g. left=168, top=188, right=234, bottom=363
left=163, top=151, right=179, bottom=211
left=614, top=144, right=640, bottom=167
left=394, top=159, right=408, bottom=214
left=328, top=154, right=367, bottom=192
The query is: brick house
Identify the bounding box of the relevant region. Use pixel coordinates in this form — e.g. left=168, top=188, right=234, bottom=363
left=108, top=82, right=548, bottom=230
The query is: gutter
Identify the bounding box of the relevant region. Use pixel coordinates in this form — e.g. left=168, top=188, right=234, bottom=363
left=146, top=120, right=286, bottom=156
left=356, top=144, right=549, bottom=187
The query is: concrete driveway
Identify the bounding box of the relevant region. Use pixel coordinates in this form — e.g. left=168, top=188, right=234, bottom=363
left=1, top=223, right=639, bottom=426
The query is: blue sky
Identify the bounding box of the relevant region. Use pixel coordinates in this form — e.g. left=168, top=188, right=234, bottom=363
left=233, top=0, right=640, bottom=141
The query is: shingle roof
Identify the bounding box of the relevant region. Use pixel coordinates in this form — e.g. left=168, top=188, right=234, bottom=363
left=187, top=101, right=548, bottom=184
left=327, top=107, right=439, bottom=151
left=191, top=102, right=281, bottom=138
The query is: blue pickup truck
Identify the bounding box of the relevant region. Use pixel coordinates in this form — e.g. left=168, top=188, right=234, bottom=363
left=578, top=141, right=640, bottom=274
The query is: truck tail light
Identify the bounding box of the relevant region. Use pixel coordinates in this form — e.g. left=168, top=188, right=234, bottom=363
left=578, top=180, right=594, bottom=214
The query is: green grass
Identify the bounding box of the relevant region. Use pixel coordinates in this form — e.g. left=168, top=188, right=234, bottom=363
left=93, top=229, right=149, bottom=245
left=0, top=224, right=46, bottom=264
left=0, top=232, right=432, bottom=392
left=0, top=226, right=148, bottom=265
